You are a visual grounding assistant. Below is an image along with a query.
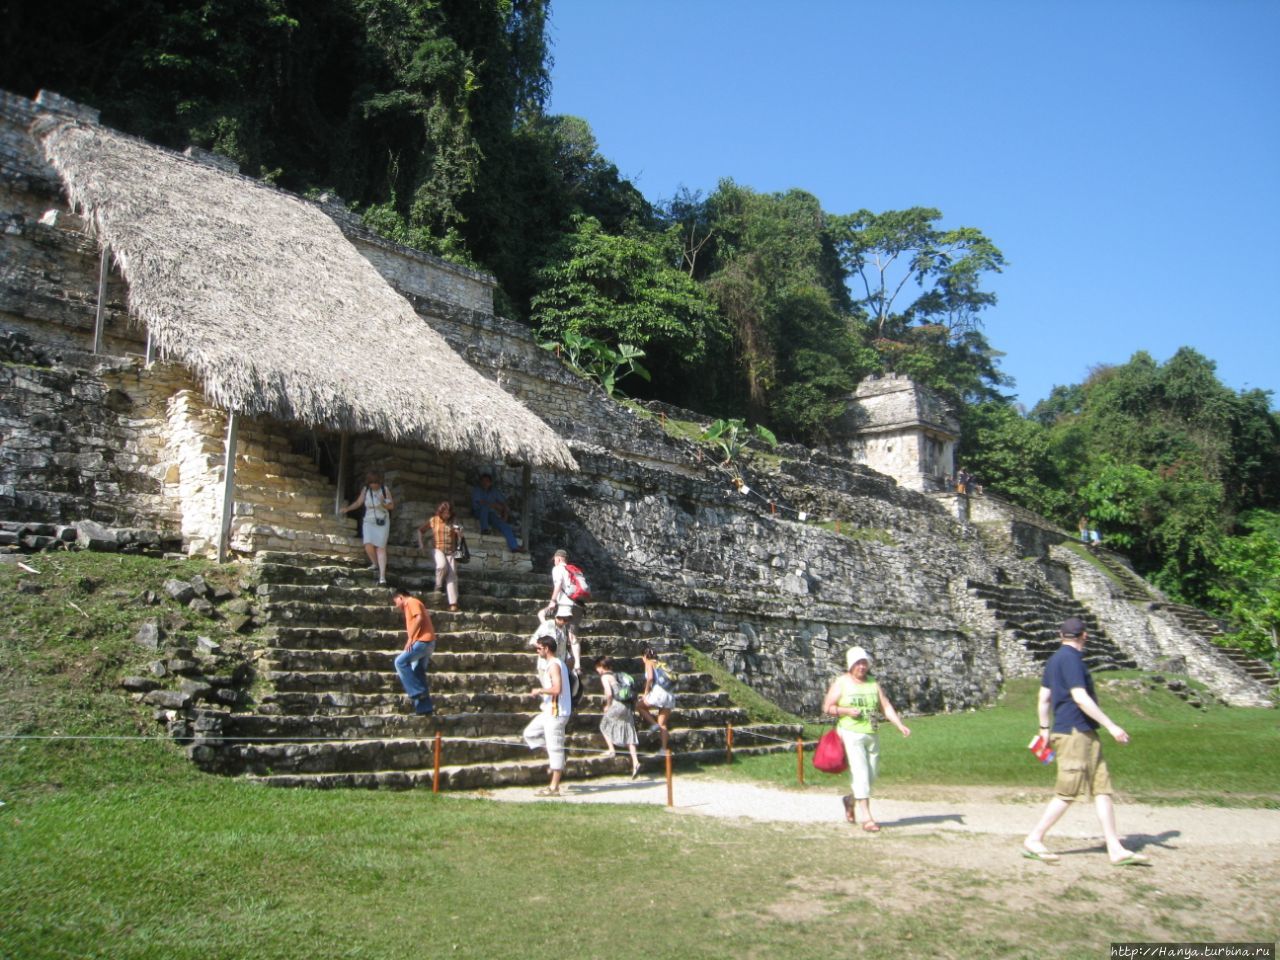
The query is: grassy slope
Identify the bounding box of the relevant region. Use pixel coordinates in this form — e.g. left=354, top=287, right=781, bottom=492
left=2, top=552, right=1278, bottom=959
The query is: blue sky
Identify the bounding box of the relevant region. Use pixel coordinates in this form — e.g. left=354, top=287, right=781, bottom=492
left=546, top=0, right=1279, bottom=410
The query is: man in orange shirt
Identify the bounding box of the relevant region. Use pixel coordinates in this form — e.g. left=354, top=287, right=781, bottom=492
left=392, top=588, right=436, bottom=715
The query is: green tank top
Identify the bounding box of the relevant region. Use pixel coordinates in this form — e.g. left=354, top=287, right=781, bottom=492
left=836, top=676, right=879, bottom=734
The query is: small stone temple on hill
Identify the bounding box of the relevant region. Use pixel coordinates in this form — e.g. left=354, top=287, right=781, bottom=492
left=2, top=86, right=1270, bottom=784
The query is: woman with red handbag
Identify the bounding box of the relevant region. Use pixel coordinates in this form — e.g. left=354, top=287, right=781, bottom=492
left=820, top=645, right=911, bottom=832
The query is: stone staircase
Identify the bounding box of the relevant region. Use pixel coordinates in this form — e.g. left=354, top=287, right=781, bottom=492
left=1089, top=552, right=1277, bottom=690
left=188, top=551, right=802, bottom=788
left=1087, top=549, right=1161, bottom=603
left=966, top=578, right=1137, bottom=671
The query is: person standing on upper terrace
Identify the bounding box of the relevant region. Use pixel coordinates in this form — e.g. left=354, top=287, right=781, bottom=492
left=471, top=472, right=524, bottom=553
left=1022, top=617, right=1149, bottom=866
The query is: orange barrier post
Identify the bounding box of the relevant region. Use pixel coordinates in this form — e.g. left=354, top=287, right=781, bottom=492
left=796, top=736, right=805, bottom=785
left=432, top=731, right=442, bottom=794
left=665, top=750, right=674, bottom=808
left=726, top=723, right=734, bottom=763
left=770, top=500, right=776, bottom=514
left=835, top=520, right=842, bottom=535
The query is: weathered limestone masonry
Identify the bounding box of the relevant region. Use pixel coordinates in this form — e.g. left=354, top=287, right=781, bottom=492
left=3, top=89, right=1269, bottom=718
left=826, top=374, right=959, bottom=493
left=1052, top=544, right=1271, bottom=707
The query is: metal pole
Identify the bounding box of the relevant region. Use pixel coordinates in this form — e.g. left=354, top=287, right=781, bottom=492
left=216, top=411, right=240, bottom=564
left=144, top=328, right=155, bottom=367
left=93, top=245, right=110, bottom=354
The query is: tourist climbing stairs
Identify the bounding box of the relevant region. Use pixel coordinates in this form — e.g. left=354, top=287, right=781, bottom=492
left=189, top=551, right=802, bottom=789
left=965, top=579, right=1137, bottom=671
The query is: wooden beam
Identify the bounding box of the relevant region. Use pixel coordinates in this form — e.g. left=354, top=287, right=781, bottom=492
left=334, top=431, right=350, bottom=515
left=93, top=244, right=110, bottom=354
left=216, top=410, right=241, bottom=563
left=520, top=463, right=532, bottom=547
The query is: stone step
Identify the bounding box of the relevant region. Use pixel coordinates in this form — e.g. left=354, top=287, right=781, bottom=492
left=262, top=626, right=672, bottom=657
left=257, top=689, right=731, bottom=717
left=264, top=648, right=678, bottom=678
left=212, top=706, right=755, bottom=742
left=255, top=582, right=640, bottom=619
left=258, top=601, right=661, bottom=638
left=262, top=667, right=720, bottom=697
left=195, top=720, right=789, bottom=778
left=237, top=740, right=799, bottom=789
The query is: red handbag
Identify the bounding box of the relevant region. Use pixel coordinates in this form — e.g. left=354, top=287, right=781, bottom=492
left=813, top=727, right=848, bottom=774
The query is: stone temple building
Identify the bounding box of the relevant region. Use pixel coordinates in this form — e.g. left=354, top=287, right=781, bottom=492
left=2, top=85, right=1270, bottom=784
left=827, top=374, right=959, bottom=494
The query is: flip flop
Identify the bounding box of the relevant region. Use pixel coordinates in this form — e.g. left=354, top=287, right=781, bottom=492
left=861, top=821, right=881, bottom=833
left=1110, top=853, right=1151, bottom=866
left=1022, top=845, right=1060, bottom=863
left=841, top=794, right=856, bottom=823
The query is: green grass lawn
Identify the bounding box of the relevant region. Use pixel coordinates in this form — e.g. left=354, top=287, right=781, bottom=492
left=2, top=552, right=1278, bottom=958
left=720, top=675, right=1280, bottom=807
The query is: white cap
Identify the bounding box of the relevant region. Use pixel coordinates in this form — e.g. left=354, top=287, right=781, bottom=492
left=845, top=646, right=871, bottom=670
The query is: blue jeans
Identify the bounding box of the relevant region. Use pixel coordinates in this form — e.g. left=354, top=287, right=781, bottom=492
left=473, top=502, right=519, bottom=550
left=394, top=640, right=434, bottom=705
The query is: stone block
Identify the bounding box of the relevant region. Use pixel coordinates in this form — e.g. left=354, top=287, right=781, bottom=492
left=143, top=689, right=191, bottom=709
left=163, top=579, right=196, bottom=603
left=120, top=676, right=159, bottom=693
left=134, top=621, right=164, bottom=649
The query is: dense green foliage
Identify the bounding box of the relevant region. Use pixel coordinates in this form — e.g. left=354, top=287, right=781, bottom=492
left=960, top=349, right=1280, bottom=655
left=4, top=4, right=1275, bottom=647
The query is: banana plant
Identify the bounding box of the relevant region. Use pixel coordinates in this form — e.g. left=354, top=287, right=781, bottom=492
left=539, top=331, right=650, bottom=398
left=700, top=418, right=777, bottom=466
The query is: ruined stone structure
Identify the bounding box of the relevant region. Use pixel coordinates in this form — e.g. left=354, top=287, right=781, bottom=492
left=827, top=374, right=959, bottom=493
left=3, top=85, right=1271, bottom=776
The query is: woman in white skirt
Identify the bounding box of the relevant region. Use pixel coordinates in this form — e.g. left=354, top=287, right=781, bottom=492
left=340, top=471, right=395, bottom=584
left=636, top=647, right=676, bottom=754
left=595, top=657, right=640, bottom=778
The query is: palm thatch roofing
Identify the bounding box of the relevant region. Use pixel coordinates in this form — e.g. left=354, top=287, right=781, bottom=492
left=32, top=114, right=576, bottom=471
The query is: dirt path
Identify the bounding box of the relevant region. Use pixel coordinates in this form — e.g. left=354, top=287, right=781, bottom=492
left=477, top=774, right=1280, bottom=943
left=479, top=773, right=1280, bottom=849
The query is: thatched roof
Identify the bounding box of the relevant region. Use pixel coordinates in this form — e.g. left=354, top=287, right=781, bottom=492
left=32, top=114, right=576, bottom=471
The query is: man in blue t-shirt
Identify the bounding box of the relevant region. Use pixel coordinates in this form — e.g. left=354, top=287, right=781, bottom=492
left=1022, top=618, right=1151, bottom=866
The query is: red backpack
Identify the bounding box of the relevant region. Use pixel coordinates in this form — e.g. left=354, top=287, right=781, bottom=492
left=563, top=563, right=592, bottom=603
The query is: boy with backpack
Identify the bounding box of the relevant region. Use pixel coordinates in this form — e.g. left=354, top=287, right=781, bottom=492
left=547, top=549, right=590, bottom=684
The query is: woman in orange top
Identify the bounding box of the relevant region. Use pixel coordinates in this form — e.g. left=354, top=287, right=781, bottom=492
left=417, top=501, right=462, bottom=611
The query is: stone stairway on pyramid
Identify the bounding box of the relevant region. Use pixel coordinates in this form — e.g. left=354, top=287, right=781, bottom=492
left=187, top=551, right=802, bottom=789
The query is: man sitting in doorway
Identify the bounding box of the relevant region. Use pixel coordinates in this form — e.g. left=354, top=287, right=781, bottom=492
left=470, top=472, right=523, bottom=552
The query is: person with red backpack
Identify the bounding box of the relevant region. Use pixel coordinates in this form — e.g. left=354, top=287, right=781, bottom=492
left=547, top=549, right=590, bottom=684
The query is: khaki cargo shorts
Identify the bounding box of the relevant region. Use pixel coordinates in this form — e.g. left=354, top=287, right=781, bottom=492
left=1051, top=730, right=1113, bottom=800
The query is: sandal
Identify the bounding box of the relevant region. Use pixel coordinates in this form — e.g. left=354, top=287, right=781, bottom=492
left=861, top=821, right=881, bottom=833
left=841, top=794, right=856, bottom=824
left=1110, top=852, right=1150, bottom=866
left=631, top=763, right=641, bottom=780
left=1022, top=842, right=1060, bottom=863
left=533, top=787, right=561, bottom=798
